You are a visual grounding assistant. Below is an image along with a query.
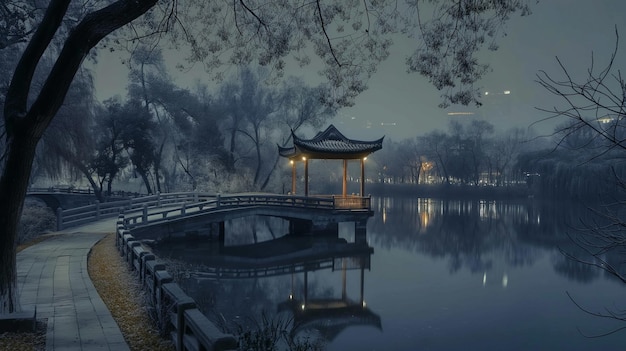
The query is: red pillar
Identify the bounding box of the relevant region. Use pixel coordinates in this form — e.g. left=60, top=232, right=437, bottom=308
left=342, top=159, right=348, bottom=197
left=291, top=160, right=296, bottom=194
left=304, top=158, right=309, bottom=196
left=360, top=158, right=366, bottom=196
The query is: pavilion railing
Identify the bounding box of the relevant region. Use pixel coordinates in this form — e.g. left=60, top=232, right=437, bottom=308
left=331, top=195, right=371, bottom=210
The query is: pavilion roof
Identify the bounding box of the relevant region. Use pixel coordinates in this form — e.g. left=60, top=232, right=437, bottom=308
left=278, top=124, right=384, bottom=160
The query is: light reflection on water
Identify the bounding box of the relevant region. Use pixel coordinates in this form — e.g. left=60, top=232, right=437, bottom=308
left=150, top=197, right=626, bottom=351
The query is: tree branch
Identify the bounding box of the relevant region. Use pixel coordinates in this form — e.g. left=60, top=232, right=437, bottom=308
left=4, top=0, right=71, bottom=132
left=316, top=0, right=341, bottom=67
left=24, top=0, right=160, bottom=138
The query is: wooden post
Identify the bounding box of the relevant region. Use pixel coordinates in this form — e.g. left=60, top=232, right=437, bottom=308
left=360, top=266, right=365, bottom=306
left=342, top=159, right=348, bottom=197
left=342, top=258, right=347, bottom=300
left=303, top=271, right=308, bottom=307
left=142, top=204, right=148, bottom=223
left=360, top=158, right=365, bottom=197
left=304, top=158, right=309, bottom=196
left=291, top=160, right=296, bottom=194
left=95, top=200, right=100, bottom=220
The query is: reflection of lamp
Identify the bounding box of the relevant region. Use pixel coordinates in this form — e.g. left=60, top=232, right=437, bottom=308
left=483, top=272, right=509, bottom=288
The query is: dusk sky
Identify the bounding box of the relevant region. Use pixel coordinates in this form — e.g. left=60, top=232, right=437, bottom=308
left=90, top=0, right=626, bottom=140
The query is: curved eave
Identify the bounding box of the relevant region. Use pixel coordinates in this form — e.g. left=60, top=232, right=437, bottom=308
left=278, top=145, right=297, bottom=158
left=280, top=138, right=383, bottom=160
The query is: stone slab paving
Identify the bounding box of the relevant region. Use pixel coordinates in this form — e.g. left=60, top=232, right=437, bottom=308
left=16, top=217, right=130, bottom=351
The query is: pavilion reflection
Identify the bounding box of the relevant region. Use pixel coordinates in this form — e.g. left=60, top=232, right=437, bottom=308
left=277, top=252, right=382, bottom=344
left=150, top=228, right=381, bottom=344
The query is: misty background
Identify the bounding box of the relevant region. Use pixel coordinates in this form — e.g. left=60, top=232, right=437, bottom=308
left=89, top=0, right=626, bottom=140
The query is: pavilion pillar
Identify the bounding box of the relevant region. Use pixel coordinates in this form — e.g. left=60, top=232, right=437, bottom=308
left=304, top=158, right=309, bottom=196
left=360, top=158, right=365, bottom=196
left=342, top=258, right=347, bottom=300
left=291, top=161, right=296, bottom=194
left=360, top=266, right=365, bottom=306
left=342, top=159, right=348, bottom=197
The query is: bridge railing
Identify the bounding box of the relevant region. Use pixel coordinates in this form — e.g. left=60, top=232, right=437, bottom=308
left=57, top=192, right=371, bottom=231
left=57, top=192, right=216, bottom=230
left=121, top=193, right=371, bottom=229
left=29, top=186, right=95, bottom=194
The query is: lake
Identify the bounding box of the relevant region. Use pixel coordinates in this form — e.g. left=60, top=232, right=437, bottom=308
left=149, top=196, right=626, bottom=351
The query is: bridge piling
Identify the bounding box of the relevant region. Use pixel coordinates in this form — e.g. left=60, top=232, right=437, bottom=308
left=218, top=221, right=225, bottom=248
left=289, top=219, right=313, bottom=235
left=56, top=207, right=63, bottom=231
left=355, top=219, right=367, bottom=244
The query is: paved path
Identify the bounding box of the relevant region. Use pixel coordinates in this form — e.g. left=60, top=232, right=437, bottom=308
left=16, top=217, right=129, bottom=351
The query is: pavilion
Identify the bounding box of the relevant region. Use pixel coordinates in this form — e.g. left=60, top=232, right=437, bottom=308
left=278, top=124, right=384, bottom=197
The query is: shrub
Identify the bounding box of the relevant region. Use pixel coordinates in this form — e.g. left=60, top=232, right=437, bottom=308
left=18, top=200, right=56, bottom=244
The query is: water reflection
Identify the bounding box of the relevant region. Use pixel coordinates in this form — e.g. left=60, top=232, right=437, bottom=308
left=149, top=197, right=626, bottom=350
left=369, top=197, right=617, bottom=283
left=148, top=220, right=379, bottom=347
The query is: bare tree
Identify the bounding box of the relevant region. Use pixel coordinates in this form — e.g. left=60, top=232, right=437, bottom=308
left=537, top=29, right=626, bottom=334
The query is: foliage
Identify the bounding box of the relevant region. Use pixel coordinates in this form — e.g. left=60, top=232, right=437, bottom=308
left=371, top=119, right=535, bottom=187
left=0, top=319, right=46, bottom=351
left=230, top=312, right=325, bottom=351
left=17, top=200, right=55, bottom=245
left=215, top=67, right=335, bottom=190
left=0, top=0, right=531, bottom=314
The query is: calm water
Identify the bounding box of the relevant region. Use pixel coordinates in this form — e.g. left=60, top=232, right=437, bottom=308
left=150, top=196, right=626, bottom=351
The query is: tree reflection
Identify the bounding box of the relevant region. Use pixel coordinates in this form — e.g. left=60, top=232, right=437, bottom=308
left=369, top=197, right=608, bottom=283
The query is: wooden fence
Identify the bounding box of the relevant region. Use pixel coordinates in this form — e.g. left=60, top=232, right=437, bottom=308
left=56, top=192, right=216, bottom=230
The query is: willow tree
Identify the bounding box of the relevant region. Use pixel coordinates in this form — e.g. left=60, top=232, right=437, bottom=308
left=0, top=0, right=531, bottom=313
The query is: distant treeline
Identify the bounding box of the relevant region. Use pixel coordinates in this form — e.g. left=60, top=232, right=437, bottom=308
left=366, top=182, right=531, bottom=200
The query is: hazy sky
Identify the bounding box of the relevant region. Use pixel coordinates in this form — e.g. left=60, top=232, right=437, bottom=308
left=90, top=0, right=626, bottom=140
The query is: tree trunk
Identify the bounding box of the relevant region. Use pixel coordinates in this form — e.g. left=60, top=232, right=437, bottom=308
left=137, top=167, right=153, bottom=194
left=0, top=133, right=39, bottom=313
left=154, top=141, right=165, bottom=193
left=1, top=0, right=159, bottom=314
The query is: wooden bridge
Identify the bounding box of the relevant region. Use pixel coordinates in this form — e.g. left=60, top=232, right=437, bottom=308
left=56, top=192, right=373, bottom=238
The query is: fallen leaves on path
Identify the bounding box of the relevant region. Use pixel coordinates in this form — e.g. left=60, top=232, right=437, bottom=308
left=88, top=233, right=174, bottom=351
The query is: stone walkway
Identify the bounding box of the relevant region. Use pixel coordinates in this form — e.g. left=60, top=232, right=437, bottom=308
left=16, top=218, right=129, bottom=351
